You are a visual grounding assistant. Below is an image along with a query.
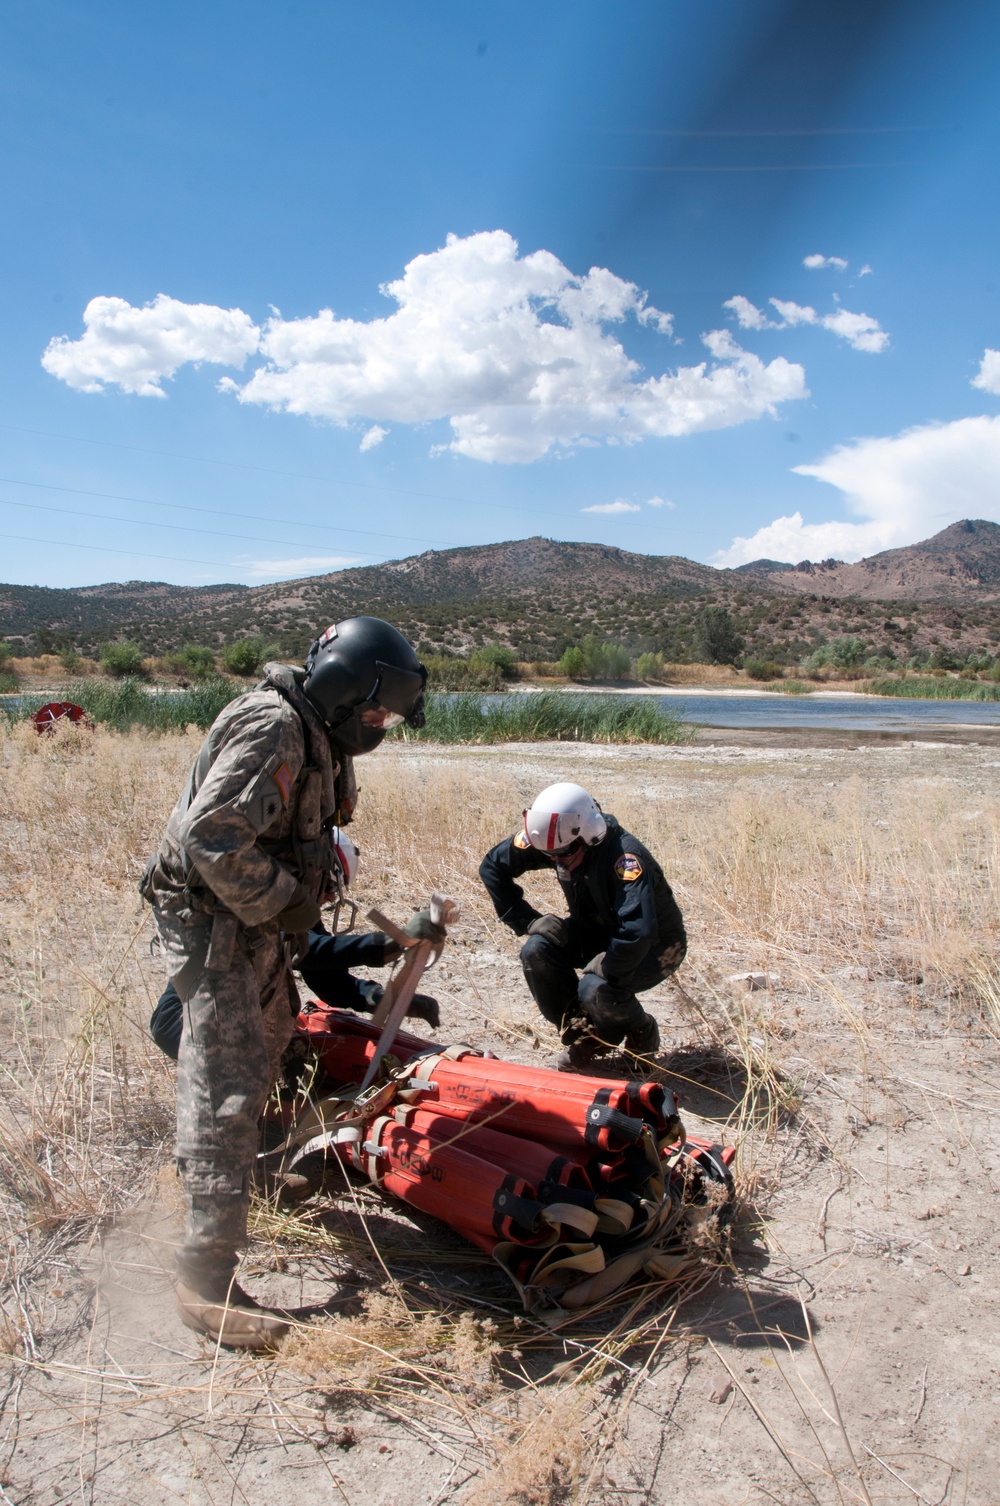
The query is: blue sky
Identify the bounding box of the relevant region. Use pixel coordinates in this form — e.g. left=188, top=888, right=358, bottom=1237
left=2, top=0, right=1000, bottom=588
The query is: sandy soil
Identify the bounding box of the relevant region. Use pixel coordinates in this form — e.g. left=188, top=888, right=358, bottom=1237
left=2, top=733, right=999, bottom=1505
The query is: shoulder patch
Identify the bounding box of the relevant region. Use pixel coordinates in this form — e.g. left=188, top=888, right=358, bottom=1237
left=513, top=830, right=531, bottom=850
left=272, top=762, right=293, bottom=805
left=615, top=853, right=644, bottom=882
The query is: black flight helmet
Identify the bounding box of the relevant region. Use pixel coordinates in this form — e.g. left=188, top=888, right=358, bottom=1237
left=303, top=616, right=427, bottom=755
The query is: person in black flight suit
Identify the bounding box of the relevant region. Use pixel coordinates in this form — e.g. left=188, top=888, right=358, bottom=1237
left=479, top=781, right=686, bottom=1071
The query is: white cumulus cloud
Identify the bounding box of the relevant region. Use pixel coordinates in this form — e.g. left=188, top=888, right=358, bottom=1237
left=803, top=253, right=848, bottom=271
left=820, top=307, right=889, bottom=354
left=715, top=414, right=1000, bottom=566
left=766, top=298, right=888, bottom=353
left=725, top=289, right=888, bottom=353
left=646, top=495, right=675, bottom=508
left=235, top=232, right=804, bottom=462
left=582, top=499, right=641, bottom=514
left=722, top=295, right=775, bottom=331
left=41, top=294, right=260, bottom=396
left=44, top=232, right=807, bottom=463
left=359, top=423, right=388, bottom=451
left=972, top=348, right=1000, bottom=395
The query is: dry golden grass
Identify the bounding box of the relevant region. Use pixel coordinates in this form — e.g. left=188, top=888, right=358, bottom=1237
left=1, top=721, right=998, bottom=1502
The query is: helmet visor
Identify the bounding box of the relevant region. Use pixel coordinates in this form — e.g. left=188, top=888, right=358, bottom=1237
left=372, top=660, right=426, bottom=717
left=543, top=837, right=584, bottom=862
left=358, top=706, right=405, bottom=730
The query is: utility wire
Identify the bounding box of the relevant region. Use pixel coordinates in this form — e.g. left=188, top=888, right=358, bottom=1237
left=0, top=474, right=457, bottom=549
left=0, top=422, right=688, bottom=541
left=0, top=531, right=244, bottom=572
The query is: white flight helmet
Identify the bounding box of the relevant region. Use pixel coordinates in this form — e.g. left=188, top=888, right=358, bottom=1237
left=327, top=826, right=360, bottom=931
left=523, top=782, right=607, bottom=854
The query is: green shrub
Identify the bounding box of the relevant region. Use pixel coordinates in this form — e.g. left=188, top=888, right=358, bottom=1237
left=743, top=656, right=782, bottom=681
left=635, top=651, right=666, bottom=682
left=0, top=640, right=12, bottom=666
left=220, top=636, right=272, bottom=677
left=165, top=644, right=218, bottom=680
left=58, top=646, right=82, bottom=672
left=692, top=606, right=743, bottom=665
left=558, top=646, right=587, bottom=679
left=928, top=647, right=961, bottom=672
left=0, top=670, right=18, bottom=694
left=469, top=644, right=519, bottom=679
left=557, top=636, right=631, bottom=681
left=100, top=640, right=147, bottom=678
left=424, top=654, right=504, bottom=691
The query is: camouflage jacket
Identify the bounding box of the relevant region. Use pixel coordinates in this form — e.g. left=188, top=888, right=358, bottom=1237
left=141, top=663, right=356, bottom=927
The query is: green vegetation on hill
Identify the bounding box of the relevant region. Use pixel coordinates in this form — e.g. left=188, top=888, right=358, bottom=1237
left=5, top=532, right=1000, bottom=671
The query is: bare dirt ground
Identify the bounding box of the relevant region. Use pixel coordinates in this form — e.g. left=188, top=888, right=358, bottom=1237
left=1, top=724, right=999, bottom=1505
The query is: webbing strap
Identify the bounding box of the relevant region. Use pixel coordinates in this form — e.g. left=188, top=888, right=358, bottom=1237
left=583, top=1092, right=644, bottom=1148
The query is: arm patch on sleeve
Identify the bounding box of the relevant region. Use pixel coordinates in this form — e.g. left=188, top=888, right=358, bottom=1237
left=615, top=853, right=644, bottom=882
left=513, top=830, right=531, bottom=850
left=273, top=762, right=293, bottom=805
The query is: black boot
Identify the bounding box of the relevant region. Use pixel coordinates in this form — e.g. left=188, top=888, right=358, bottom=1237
left=623, top=1011, right=660, bottom=1063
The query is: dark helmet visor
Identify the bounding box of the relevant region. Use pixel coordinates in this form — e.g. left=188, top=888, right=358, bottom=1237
left=370, top=660, right=426, bottom=717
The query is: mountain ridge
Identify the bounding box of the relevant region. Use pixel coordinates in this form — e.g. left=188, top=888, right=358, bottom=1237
left=3, top=520, right=1000, bottom=666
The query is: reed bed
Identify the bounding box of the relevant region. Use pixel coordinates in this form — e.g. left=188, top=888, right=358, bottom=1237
left=863, top=674, right=1000, bottom=700
left=2, top=683, right=691, bottom=744
left=4, top=674, right=240, bottom=731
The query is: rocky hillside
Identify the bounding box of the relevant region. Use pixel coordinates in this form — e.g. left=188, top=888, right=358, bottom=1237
left=746, top=520, right=1000, bottom=601
left=3, top=523, right=1000, bottom=666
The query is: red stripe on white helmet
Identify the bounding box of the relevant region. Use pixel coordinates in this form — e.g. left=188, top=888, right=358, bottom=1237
left=523, top=782, right=607, bottom=853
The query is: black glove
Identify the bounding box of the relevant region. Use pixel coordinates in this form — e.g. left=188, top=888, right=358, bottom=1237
left=404, top=909, right=447, bottom=947
left=406, top=993, right=441, bottom=1029
left=277, top=882, right=322, bottom=934
left=582, top=951, right=606, bottom=979
left=527, top=914, right=570, bottom=948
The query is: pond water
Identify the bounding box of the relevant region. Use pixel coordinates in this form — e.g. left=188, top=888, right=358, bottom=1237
left=654, top=693, right=1000, bottom=731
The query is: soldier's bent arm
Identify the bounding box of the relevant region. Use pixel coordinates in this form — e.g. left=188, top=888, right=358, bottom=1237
left=479, top=835, right=550, bottom=935
left=177, top=702, right=305, bottom=926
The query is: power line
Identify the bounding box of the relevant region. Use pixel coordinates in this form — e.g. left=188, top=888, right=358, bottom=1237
left=0, top=422, right=688, bottom=540
left=0, top=531, right=243, bottom=572
left=0, top=474, right=459, bottom=550
left=0, top=494, right=440, bottom=555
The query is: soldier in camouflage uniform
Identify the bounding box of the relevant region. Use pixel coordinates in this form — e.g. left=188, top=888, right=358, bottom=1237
left=141, top=618, right=430, bottom=1349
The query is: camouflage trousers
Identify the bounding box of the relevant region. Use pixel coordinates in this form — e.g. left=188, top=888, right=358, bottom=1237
left=155, top=910, right=299, bottom=1283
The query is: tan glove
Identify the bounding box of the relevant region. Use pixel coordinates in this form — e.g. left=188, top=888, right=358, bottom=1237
left=404, top=909, right=447, bottom=947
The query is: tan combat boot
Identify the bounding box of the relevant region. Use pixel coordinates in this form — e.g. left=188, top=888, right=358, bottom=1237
left=175, top=1272, right=289, bottom=1350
